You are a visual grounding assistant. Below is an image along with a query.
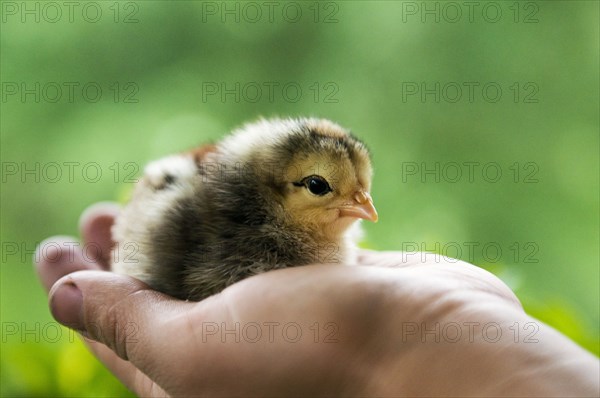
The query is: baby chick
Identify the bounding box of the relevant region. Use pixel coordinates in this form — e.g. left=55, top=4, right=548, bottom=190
left=111, top=118, right=377, bottom=300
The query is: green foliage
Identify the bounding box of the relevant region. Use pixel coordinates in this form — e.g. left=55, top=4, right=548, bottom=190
left=1, top=326, right=133, bottom=397
left=1, top=1, right=598, bottom=395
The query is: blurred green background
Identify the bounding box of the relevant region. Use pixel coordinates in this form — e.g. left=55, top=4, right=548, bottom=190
left=1, top=1, right=598, bottom=396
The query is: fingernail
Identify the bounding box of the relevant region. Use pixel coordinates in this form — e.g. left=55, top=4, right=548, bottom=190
left=50, top=281, right=84, bottom=331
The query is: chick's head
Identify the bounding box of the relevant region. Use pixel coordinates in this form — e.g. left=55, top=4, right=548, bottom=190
left=225, top=118, right=377, bottom=242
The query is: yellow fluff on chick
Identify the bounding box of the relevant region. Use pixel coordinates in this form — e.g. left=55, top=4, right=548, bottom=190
left=112, top=117, right=377, bottom=300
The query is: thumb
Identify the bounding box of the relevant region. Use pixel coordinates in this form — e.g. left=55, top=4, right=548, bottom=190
left=49, top=270, right=188, bottom=363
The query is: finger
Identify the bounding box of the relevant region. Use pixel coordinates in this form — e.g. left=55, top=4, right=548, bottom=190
left=34, top=236, right=103, bottom=292
left=356, top=249, right=417, bottom=268
left=357, top=249, right=470, bottom=268
left=82, top=341, right=168, bottom=397
left=78, top=202, right=121, bottom=270
left=357, top=249, right=522, bottom=308
left=49, top=270, right=193, bottom=385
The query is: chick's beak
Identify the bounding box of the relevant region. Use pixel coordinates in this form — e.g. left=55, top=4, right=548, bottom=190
left=338, top=191, right=379, bottom=222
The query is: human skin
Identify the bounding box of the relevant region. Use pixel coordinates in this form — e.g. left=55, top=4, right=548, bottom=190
left=34, top=203, right=599, bottom=397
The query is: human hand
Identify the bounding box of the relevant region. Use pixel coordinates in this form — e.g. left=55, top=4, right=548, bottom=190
left=35, top=203, right=599, bottom=397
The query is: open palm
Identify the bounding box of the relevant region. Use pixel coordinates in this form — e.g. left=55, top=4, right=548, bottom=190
left=35, top=203, right=599, bottom=397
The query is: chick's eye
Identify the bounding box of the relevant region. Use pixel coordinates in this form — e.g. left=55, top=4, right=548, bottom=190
left=306, top=176, right=331, bottom=196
